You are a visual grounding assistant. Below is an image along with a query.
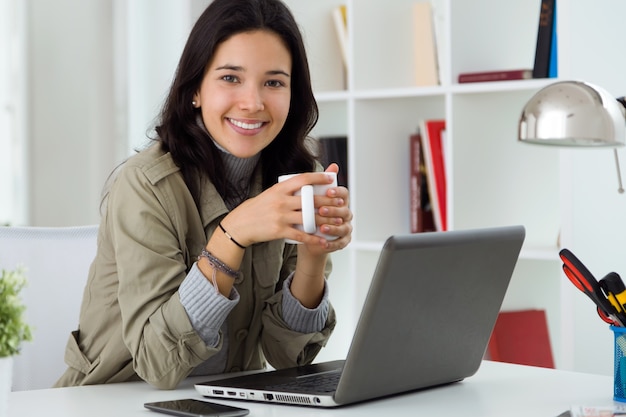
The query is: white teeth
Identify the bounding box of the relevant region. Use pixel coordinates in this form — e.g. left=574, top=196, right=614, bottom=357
left=229, top=119, right=263, bottom=130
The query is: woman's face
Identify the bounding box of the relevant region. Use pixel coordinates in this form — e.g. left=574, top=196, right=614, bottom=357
left=193, top=30, right=292, bottom=158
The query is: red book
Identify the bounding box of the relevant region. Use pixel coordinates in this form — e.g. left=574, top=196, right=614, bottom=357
left=486, top=309, right=555, bottom=369
left=409, top=132, right=436, bottom=233
left=457, top=69, right=533, bottom=83
left=420, top=119, right=447, bottom=232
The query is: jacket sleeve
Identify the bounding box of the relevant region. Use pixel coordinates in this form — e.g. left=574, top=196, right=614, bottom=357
left=107, top=164, right=219, bottom=389
left=259, top=245, right=337, bottom=369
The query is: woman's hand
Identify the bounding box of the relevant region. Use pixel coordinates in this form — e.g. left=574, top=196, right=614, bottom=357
left=302, top=163, right=352, bottom=255
left=291, top=163, right=353, bottom=308
left=221, top=163, right=352, bottom=250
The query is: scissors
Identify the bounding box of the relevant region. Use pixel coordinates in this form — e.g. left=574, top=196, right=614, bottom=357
left=559, top=248, right=625, bottom=327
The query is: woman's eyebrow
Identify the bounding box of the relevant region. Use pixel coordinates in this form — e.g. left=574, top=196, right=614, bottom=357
left=215, top=64, right=290, bottom=77
left=215, top=64, right=244, bottom=71
left=267, top=69, right=290, bottom=78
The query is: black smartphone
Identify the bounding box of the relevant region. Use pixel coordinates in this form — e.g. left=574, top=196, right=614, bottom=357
left=144, top=399, right=249, bottom=417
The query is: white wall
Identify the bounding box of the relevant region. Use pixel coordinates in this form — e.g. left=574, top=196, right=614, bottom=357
left=0, top=0, right=27, bottom=226
left=25, top=0, right=208, bottom=226
left=27, top=0, right=118, bottom=226
left=123, top=0, right=197, bottom=154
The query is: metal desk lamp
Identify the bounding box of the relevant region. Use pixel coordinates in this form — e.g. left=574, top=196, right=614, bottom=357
left=518, top=80, right=626, bottom=193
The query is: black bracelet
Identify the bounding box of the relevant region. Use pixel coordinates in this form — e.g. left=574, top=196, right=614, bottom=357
left=218, top=222, right=246, bottom=249
left=198, top=249, right=242, bottom=281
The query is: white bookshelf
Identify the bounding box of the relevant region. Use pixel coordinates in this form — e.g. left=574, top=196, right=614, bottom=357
left=285, top=0, right=626, bottom=375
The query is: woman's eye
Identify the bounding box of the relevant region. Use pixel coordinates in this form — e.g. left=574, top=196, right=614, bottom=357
left=221, top=75, right=239, bottom=83
left=266, top=80, right=285, bottom=88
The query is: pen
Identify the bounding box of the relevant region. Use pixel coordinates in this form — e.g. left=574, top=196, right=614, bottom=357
left=600, top=272, right=626, bottom=317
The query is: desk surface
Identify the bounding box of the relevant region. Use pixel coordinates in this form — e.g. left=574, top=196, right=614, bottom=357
left=9, top=361, right=615, bottom=417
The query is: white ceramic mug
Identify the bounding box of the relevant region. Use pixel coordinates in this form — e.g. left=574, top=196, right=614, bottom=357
left=278, top=172, right=338, bottom=243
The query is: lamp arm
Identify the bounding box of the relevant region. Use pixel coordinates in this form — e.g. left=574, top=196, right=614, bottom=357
left=614, top=97, right=626, bottom=194
left=614, top=149, right=624, bottom=194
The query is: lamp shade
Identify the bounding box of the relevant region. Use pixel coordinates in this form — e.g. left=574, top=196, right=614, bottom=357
left=519, top=80, right=626, bottom=147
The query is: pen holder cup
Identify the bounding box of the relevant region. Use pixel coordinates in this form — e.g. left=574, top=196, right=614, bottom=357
left=612, top=325, right=626, bottom=402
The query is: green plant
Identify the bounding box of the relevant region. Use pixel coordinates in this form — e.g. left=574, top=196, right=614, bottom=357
left=0, top=268, right=32, bottom=357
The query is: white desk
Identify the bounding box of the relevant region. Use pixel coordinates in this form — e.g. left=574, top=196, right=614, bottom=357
left=8, top=361, right=617, bottom=417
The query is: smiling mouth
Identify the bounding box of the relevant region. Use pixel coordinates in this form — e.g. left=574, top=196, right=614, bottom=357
left=229, top=118, right=264, bottom=130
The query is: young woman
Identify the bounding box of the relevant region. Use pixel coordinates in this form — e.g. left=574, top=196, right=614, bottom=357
left=54, top=0, right=352, bottom=390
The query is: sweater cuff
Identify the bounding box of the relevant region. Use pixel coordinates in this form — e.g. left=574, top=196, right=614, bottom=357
left=281, top=272, right=330, bottom=333
left=179, top=262, right=239, bottom=347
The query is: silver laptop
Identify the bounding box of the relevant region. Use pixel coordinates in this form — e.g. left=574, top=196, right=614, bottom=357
left=195, top=225, right=525, bottom=407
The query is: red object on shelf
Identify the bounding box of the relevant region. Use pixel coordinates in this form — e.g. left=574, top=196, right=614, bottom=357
left=457, top=68, right=533, bottom=83
left=486, top=309, right=555, bottom=369
left=420, top=119, right=446, bottom=231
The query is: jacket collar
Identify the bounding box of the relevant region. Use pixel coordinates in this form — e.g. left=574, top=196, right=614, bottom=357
left=198, top=162, right=264, bottom=229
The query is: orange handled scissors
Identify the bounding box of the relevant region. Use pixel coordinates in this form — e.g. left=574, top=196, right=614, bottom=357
left=559, top=248, right=625, bottom=327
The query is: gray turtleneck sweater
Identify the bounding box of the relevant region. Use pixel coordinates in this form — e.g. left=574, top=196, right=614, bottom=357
left=178, top=140, right=330, bottom=375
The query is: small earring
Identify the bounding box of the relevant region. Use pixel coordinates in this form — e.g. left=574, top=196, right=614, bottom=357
left=192, top=100, right=197, bottom=107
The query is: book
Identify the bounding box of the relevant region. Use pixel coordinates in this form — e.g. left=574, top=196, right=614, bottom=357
left=331, top=5, right=348, bottom=73
left=317, top=136, right=348, bottom=187
left=532, top=0, right=555, bottom=79
left=568, top=404, right=626, bottom=416
left=419, top=119, right=446, bottom=231
left=486, top=309, right=554, bottom=368
left=413, top=2, right=440, bottom=87
left=548, top=0, right=558, bottom=78
left=457, top=69, right=533, bottom=83
left=409, top=131, right=436, bottom=233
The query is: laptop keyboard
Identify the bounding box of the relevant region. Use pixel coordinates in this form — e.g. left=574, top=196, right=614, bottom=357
left=266, top=371, right=341, bottom=394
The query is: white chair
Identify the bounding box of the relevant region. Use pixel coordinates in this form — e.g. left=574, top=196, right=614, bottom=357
left=0, top=225, right=98, bottom=391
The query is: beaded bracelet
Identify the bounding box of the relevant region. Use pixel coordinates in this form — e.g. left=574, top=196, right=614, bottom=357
left=198, top=249, right=241, bottom=280
left=198, top=249, right=243, bottom=293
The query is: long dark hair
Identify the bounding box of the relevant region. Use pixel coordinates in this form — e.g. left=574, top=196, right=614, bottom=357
left=155, top=0, right=319, bottom=208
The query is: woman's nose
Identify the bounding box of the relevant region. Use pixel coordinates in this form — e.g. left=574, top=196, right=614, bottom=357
left=238, top=86, right=264, bottom=112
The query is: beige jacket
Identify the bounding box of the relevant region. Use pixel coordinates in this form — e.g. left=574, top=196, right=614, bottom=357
left=55, top=144, right=336, bottom=389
